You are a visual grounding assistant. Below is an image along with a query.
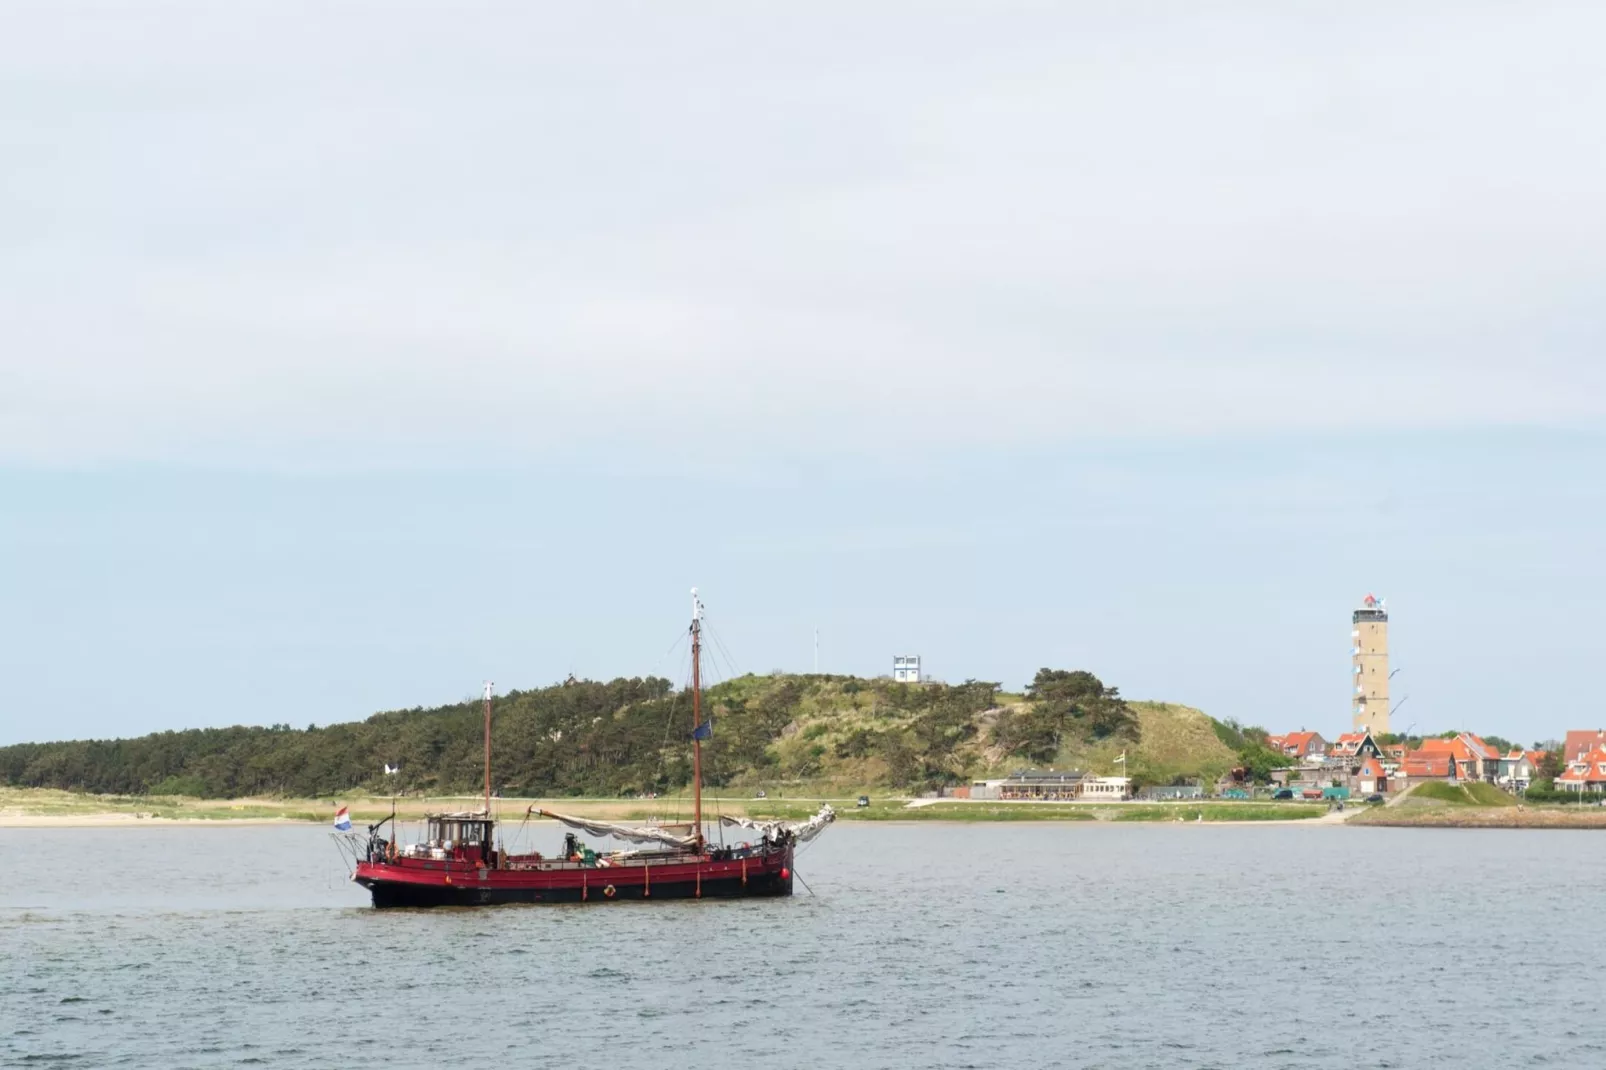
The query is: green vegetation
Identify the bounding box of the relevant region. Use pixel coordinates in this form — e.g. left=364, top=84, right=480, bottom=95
left=1403, top=782, right=1519, bottom=807
left=0, top=787, right=325, bottom=822
left=1411, top=782, right=1471, bottom=803
left=1463, top=782, right=1520, bottom=806
left=1517, top=779, right=1600, bottom=804
left=991, top=670, right=1138, bottom=763
left=1112, top=803, right=1326, bottom=822
left=0, top=668, right=1276, bottom=799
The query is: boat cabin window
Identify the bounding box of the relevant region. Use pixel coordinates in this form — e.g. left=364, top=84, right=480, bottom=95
left=426, top=817, right=492, bottom=846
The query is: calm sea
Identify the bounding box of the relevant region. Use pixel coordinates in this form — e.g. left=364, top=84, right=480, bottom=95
left=3, top=823, right=1601, bottom=1069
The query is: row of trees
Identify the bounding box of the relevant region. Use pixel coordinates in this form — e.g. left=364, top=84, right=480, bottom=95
left=0, top=677, right=681, bottom=798
left=0, top=670, right=1139, bottom=797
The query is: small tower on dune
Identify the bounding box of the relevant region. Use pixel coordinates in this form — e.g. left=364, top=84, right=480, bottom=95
left=1351, top=594, right=1390, bottom=736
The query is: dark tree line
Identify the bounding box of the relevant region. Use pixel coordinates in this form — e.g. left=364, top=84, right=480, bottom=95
left=0, top=677, right=681, bottom=798
left=0, top=669, right=1142, bottom=797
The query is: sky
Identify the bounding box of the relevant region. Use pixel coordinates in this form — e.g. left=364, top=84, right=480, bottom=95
left=2, top=2, right=1603, bottom=746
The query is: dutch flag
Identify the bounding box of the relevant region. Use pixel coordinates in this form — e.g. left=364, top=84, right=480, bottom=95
left=333, top=806, right=352, bottom=831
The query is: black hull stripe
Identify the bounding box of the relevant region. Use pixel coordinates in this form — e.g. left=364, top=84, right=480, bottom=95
left=361, top=874, right=792, bottom=908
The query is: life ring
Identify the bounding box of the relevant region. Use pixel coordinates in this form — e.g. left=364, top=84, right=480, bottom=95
left=603, top=884, right=617, bottom=899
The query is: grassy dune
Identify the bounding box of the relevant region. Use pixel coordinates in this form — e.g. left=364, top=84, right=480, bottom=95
left=1402, top=782, right=1519, bottom=807
left=1344, top=781, right=1606, bottom=827
left=1043, top=701, right=1238, bottom=784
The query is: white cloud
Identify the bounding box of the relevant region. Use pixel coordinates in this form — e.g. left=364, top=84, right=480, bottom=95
left=3, top=1, right=1603, bottom=466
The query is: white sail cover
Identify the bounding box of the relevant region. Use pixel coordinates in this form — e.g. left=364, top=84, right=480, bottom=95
left=720, top=804, right=836, bottom=844
left=535, top=809, right=699, bottom=849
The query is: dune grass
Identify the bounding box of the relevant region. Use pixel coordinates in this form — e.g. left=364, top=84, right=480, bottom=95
left=1051, top=702, right=1239, bottom=788
left=1463, top=782, right=1520, bottom=806
left=1408, top=782, right=1519, bottom=807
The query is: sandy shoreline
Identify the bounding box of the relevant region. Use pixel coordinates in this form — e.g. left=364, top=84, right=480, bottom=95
left=0, top=811, right=1346, bottom=829
left=0, top=812, right=312, bottom=828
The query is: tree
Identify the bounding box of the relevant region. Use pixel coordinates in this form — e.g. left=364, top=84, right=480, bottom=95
left=994, top=669, right=1139, bottom=765
left=1025, top=669, right=1139, bottom=742
left=1235, top=741, right=1289, bottom=785
left=1539, top=750, right=1564, bottom=780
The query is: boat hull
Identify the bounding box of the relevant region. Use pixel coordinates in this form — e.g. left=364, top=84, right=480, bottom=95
left=354, top=850, right=793, bottom=908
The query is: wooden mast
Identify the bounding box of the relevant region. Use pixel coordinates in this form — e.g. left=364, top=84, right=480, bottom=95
left=691, top=588, right=704, bottom=848
left=483, top=680, right=493, bottom=817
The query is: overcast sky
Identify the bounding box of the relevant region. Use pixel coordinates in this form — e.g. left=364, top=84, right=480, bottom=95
left=3, top=2, right=1603, bottom=745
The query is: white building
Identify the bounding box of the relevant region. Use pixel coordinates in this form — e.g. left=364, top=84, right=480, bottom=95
left=892, top=655, right=921, bottom=683
left=1079, top=776, right=1131, bottom=800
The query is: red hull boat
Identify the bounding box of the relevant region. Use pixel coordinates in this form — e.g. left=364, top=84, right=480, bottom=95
left=345, top=589, right=833, bottom=908
left=354, top=831, right=797, bottom=908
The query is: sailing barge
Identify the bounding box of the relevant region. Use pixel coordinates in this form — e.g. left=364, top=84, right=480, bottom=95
left=349, top=590, right=834, bottom=908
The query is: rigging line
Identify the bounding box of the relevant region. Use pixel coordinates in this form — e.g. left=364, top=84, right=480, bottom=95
left=704, top=621, right=745, bottom=680
left=650, top=645, right=695, bottom=825
left=651, top=629, right=691, bottom=684
left=702, top=625, right=740, bottom=688
left=652, top=646, right=693, bottom=771
left=651, top=639, right=694, bottom=770
left=711, top=621, right=743, bottom=678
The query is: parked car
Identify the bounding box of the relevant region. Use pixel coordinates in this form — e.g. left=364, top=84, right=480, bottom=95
left=857, top=795, right=871, bottom=808
left=1271, top=788, right=1295, bottom=800
left=1366, top=793, right=1385, bottom=804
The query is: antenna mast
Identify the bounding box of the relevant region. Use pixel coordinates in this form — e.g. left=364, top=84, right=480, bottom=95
left=483, top=680, right=494, bottom=817
left=691, top=588, right=704, bottom=849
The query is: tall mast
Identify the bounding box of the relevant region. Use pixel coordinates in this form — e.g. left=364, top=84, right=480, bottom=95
left=691, top=588, right=704, bottom=848
left=483, top=680, right=494, bottom=817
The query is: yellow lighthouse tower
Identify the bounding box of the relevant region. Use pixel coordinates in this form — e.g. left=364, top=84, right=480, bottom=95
left=1351, top=594, right=1390, bottom=735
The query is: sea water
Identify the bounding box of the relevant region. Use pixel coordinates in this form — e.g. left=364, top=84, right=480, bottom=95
left=3, top=822, right=1600, bottom=1069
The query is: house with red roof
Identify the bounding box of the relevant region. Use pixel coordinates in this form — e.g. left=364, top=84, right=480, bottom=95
left=1354, top=756, right=1389, bottom=795
left=1415, top=733, right=1501, bottom=782
left=1563, top=731, right=1606, bottom=764
left=1557, top=747, right=1606, bottom=793
left=1397, top=753, right=1457, bottom=785
left=1276, top=731, right=1327, bottom=759
left=1329, top=731, right=1384, bottom=762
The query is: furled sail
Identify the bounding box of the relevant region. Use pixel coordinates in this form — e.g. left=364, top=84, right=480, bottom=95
left=720, top=803, right=836, bottom=844
left=534, top=809, right=699, bottom=849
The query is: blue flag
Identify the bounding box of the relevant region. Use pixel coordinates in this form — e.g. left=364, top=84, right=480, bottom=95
left=691, top=719, right=713, bottom=741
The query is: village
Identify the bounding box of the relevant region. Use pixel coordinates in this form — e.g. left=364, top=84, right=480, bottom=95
left=955, top=596, right=1606, bottom=806
left=953, top=727, right=1606, bottom=805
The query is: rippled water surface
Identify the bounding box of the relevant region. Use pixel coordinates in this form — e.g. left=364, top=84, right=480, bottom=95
left=4, top=823, right=1602, bottom=1068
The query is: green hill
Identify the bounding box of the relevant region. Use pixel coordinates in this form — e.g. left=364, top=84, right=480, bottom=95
left=1398, top=782, right=1520, bottom=807
left=0, top=670, right=1251, bottom=798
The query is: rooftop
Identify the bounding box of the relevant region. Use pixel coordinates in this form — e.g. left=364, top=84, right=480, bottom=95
left=1004, top=769, right=1087, bottom=783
